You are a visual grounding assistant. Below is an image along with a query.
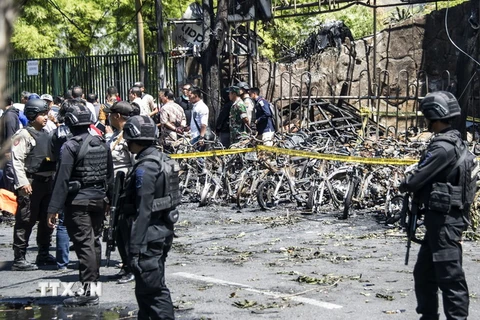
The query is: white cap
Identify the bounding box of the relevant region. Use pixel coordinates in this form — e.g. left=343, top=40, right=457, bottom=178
left=40, top=94, right=53, bottom=102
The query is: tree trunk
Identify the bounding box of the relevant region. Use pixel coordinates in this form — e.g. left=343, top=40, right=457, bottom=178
left=0, top=0, right=19, bottom=162
left=201, top=0, right=228, bottom=128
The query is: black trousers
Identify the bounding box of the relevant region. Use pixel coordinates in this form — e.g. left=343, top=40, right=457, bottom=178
left=64, top=199, right=105, bottom=283
left=133, top=237, right=174, bottom=320
left=116, top=215, right=134, bottom=273
left=414, top=221, right=469, bottom=320
left=13, top=178, right=54, bottom=253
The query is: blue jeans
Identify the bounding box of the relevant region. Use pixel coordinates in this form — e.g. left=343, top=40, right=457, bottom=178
left=56, top=211, right=70, bottom=269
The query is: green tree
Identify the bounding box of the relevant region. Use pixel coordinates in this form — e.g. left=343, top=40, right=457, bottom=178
left=11, top=0, right=194, bottom=57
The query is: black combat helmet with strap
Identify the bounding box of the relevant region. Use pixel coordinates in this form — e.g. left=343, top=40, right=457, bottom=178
left=123, top=115, right=158, bottom=141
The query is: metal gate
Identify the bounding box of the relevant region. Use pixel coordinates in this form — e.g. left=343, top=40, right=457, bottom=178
left=7, top=53, right=175, bottom=103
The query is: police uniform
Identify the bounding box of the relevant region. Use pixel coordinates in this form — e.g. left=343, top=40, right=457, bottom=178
left=47, top=100, right=113, bottom=307
left=109, top=129, right=135, bottom=282
left=11, top=126, right=56, bottom=269
left=109, top=131, right=134, bottom=175
left=400, top=91, right=469, bottom=320
left=120, top=115, right=179, bottom=319
left=104, top=100, right=137, bottom=283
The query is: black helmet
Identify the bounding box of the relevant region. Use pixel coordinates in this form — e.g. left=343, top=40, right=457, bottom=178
left=24, top=98, right=49, bottom=121
left=123, top=115, right=157, bottom=141
left=420, top=91, right=461, bottom=120
left=62, top=100, right=92, bottom=127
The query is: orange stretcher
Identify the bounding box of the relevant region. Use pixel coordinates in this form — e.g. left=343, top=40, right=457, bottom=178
left=0, top=188, right=17, bottom=215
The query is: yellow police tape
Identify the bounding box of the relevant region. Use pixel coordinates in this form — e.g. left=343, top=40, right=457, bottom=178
left=169, top=145, right=418, bottom=166
left=467, top=116, right=480, bottom=123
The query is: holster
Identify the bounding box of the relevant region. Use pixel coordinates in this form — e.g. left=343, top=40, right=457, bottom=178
left=429, top=182, right=463, bottom=213
left=68, top=181, right=81, bottom=194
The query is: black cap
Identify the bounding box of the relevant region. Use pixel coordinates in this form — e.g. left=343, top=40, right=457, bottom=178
left=227, top=86, right=241, bottom=95
left=103, top=101, right=134, bottom=116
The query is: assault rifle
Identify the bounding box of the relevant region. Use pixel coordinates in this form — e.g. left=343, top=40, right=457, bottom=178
left=403, top=193, right=423, bottom=265
left=104, top=171, right=125, bottom=267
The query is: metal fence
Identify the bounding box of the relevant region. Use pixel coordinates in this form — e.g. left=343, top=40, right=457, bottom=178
left=272, top=69, right=480, bottom=138
left=7, top=53, right=175, bottom=103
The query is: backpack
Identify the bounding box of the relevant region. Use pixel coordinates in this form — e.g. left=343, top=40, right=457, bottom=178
left=435, top=134, right=479, bottom=227
left=133, top=151, right=181, bottom=213
left=269, top=103, right=280, bottom=132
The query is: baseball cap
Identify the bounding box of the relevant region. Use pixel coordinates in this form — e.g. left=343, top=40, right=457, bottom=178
left=40, top=94, right=53, bottom=102
left=237, top=82, right=250, bottom=90
left=134, top=81, right=144, bottom=88
left=28, top=93, right=40, bottom=100
left=103, top=101, right=134, bottom=116
left=227, top=86, right=241, bottom=95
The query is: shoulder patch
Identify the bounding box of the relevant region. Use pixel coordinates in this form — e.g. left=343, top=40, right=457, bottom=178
left=419, top=151, right=432, bottom=168
left=259, top=101, right=265, bottom=107
left=136, top=168, right=145, bottom=189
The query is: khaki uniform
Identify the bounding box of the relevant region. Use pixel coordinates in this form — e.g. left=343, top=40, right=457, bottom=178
left=11, top=126, right=55, bottom=268
left=11, top=128, right=36, bottom=190
left=108, top=130, right=134, bottom=175
left=243, top=96, right=255, bottom=126
left=142, top=93, right=156, bottom=114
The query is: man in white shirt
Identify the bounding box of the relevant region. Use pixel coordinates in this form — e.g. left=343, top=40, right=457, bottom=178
left=134, top=81, right=156, bottom=115
left=188, top=86, right=209, bottom=146
left=129, top=86, right=151, bottom=117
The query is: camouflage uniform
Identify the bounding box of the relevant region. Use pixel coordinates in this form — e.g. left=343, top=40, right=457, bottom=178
left=229, top=99, right=248, bottom=144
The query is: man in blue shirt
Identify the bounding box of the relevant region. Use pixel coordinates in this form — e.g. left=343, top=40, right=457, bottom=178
left=249, top=87, right=275, bottom=146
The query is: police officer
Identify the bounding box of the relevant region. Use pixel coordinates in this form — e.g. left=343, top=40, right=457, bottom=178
left=400, top=91, right=469, bottom=320
left=104, top=101, right=136, bottom=284
left=121, top=115, right=179, bottom=319
left=47, top=99, right=113, bottom=307
left=11, top=98, right=57, bottom=271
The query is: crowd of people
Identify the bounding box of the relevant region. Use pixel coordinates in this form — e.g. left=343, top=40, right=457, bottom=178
left=0, top=81, right=275, bottom=317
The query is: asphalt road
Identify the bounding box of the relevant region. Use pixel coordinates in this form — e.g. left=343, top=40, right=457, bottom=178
left=0, top=203, right=479, bottom=319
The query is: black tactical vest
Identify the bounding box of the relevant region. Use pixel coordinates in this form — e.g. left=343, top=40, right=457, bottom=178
left=25, top=127, right=56, bottom=174
left=70, top=134, right=109, bottom=186
left=120, top=148, right=180, bottom=218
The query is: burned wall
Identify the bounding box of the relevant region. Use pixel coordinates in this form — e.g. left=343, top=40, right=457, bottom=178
left=256, top=2, right=473, bottom=118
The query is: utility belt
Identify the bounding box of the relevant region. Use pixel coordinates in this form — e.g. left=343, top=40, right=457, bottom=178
left=67, top=180, right=105, bottom=193
left=429, top=182, right=464, bottom=213
left=27, top=173, right=54, bottom=183
left=120, top=200, right=179, bottom=225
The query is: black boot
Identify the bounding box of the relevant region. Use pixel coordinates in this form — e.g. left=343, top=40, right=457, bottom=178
left=63, top=284, right=99, bottom=307
left=36, top=247, right=56, bottom=266
left=12, top=248, right=38, bottom=271
left=63, top=294, right=99, bottom=307
left=117, top=272, right=135, bottom=284
left=107, top=268, right=126, bottom=280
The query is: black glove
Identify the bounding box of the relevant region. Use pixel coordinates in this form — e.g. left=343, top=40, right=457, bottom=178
left=130, top=254, right=142, bottom=274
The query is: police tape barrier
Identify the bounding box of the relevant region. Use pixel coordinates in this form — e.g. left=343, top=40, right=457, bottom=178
left=169, top=147, right=256, bottom=159
left=467, top=116, right=480, bottom=123
left=169, top=145, right=418, bottom=166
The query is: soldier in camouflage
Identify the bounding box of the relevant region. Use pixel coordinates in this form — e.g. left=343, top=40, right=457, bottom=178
left=228, top=86, right=250, bottom=145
